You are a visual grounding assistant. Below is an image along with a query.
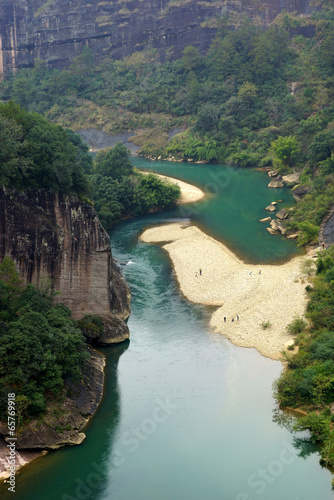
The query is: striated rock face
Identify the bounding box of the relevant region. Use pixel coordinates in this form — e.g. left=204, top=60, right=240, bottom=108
left=0, top=187, right=131, bottom=341
left=0, top=0, right=316, bottom=78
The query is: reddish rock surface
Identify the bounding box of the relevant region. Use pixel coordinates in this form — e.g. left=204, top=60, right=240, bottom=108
left=0, top=187, right=131, bottom=342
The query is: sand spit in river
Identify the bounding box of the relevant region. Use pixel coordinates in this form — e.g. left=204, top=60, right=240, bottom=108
left=141, top=222, right=309, bottom=360
left=142, top=172, right=205, bottom=204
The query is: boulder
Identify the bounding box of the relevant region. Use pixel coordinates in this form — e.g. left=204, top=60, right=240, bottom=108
left=268, top=170, right=278, bottom=177
left=270, top=219, right=280, bottom=231
left=278, top=222, right=287, bottom=235
left=99, top=316, right=130, bottom=345
left=267, top=228, right=276, bottom=234
left=270, top=219, right=287, bottom=235
left=287, top=233, right=299, bottom=239
left=292, top=184, right=309, bottom=202
left=259, top=217, right=272, bottom=223
left=268, top=176, right=284, bottom=188
left=276, top=208, right=288, bottom=220
left=265, top=204, right=276, bottom=212
left=282, top=173, right=300, bottom=186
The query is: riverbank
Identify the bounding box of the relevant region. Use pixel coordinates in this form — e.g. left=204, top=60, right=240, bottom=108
left=0, top=350, right=105, bottom=482
left=141, top=222, right=309, bottom=360
left=141, top=171, right=205, bottom=204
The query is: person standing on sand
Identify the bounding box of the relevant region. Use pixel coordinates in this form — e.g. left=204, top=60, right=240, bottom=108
left=199, top=268, right=202, bottom=275
left=237, top=315, right=239, bottom=321
left=224, top=317, right=226, bottom=322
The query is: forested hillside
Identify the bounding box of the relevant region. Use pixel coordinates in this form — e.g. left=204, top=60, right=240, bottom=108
left=1, top=0, right=334, bottom=473
left=2, top=5, right=334, bottom=243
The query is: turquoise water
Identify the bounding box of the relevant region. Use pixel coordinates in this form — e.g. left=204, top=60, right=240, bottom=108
left=1, top=161, right=332, bottom=500
left=132, top=157, right=301, bottom=263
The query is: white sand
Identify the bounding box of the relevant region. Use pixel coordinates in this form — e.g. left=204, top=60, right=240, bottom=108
left=141, top=222, right=310, bottom=360
left=141, top=172, right=205, bottom=204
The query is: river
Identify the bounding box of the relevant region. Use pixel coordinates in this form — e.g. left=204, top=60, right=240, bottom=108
left=1, top=159, right=333, bottom=500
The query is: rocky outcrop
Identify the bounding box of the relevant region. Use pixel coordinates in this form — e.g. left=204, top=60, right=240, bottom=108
left=0, top=349, right=105, bottom=459
left=282, top=172, right=300, bottom=186
left=265, top=203, right=276, bottom=212
left=270, top=218, right=287, bottom=235
left=268, top=176, right=284, bottom=188
left=0, top=187, right=131, bottom=341
left=0, top=0, right=317, bottom=78
left=319, top=206, right=334, bottom=248
left=276, top=208, right=288, bottom=220
left=292, top=184, right=309, bottom=202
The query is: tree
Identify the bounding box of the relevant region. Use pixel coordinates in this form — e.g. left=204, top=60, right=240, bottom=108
left=237, top=82, right=258, bottom=107
left=0, top=257, right=23, bottom=320
left=95, top=143, right=133, bottom=179
left=270, top=136, right=300, bottom=170
left=181, top=46, right=202, bottom=73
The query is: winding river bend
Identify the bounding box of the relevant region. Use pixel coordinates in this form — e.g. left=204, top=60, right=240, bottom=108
left=1, top=160, right=334, bottom=500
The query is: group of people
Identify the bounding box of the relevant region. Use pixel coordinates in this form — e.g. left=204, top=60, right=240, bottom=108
left=224, top=315, right=239, bottom=322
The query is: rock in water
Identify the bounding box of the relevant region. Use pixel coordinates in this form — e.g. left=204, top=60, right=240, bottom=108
left=268, top=176, right=284, bottom=188
left=276, top=208, right=289, bottom=220
left=265, top=204, right=276, bottom=212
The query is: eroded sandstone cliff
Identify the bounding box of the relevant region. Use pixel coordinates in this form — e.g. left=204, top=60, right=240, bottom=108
left=0, top=187, right=131, bottom=343
left=0, top=0, right=315, bottom=78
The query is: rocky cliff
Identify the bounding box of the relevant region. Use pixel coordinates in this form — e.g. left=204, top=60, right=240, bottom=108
left=0, top=187, right=131, bottom=343
left=0, top=0, right=315, bottom=78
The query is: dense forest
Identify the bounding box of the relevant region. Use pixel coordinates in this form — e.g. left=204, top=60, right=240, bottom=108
left=0, top=257, right=89, bottom=420
left=0, top=102, right=181, bottom=227
left=1, top=7, right=334, bottom=243
left=275, top=248, right=334, bottom=472
left=1, top=0, right=334, bottom=471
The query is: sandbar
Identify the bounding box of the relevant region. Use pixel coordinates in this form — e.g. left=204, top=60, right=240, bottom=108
left=141, top=172, right=205, bottom=204
left=140, top=222, right=309, bottom=360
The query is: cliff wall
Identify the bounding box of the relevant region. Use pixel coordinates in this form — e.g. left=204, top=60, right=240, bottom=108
left=0, top=187, right=131, bottom=342
left=0, top=0, right=315, bottom=78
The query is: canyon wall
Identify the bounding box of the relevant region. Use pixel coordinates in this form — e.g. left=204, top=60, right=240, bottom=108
left=0, top=187, right=131, bottom=342
left=0, top=0, right=315, bottom=78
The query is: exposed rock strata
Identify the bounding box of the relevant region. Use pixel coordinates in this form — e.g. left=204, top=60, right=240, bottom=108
left=0, top=0, right=317, bottom=78
left=0, top=187, right=131, bottom=342
left=319, top=205, right=334, bottom=248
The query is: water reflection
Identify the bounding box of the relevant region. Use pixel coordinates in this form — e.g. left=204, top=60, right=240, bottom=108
left=0, top=342, right=128, bottom=500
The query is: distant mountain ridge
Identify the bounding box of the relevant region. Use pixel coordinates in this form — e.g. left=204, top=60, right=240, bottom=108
left=0, top=0, right=315, bottom=78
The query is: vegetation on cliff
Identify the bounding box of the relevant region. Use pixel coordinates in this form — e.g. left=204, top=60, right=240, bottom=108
left=89, top=143, right=181, bottom=228
left=1, top=0, right=334, bottom=474
left=0, top=101, right=90, bottom=195
left=1, top=7, right=334, bottom=238
left=0, top=257, right=89, bottom=422
left=0, top=102, right=181, bottom=227
left=275, top=248, right=334, bottom=470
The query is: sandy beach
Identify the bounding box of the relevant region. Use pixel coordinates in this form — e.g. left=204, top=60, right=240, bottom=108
left=141, top=222, right=310, bottom=360
left=142, top=172, right=205, bottom=204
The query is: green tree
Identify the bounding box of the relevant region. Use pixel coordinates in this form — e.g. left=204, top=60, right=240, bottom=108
left=95, top=143, right=133, bottom=179
left=270, top=135, right=300, bottom=170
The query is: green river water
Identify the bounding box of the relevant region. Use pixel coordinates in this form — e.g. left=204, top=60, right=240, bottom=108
left=1, top=159, right=333, bottom=500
